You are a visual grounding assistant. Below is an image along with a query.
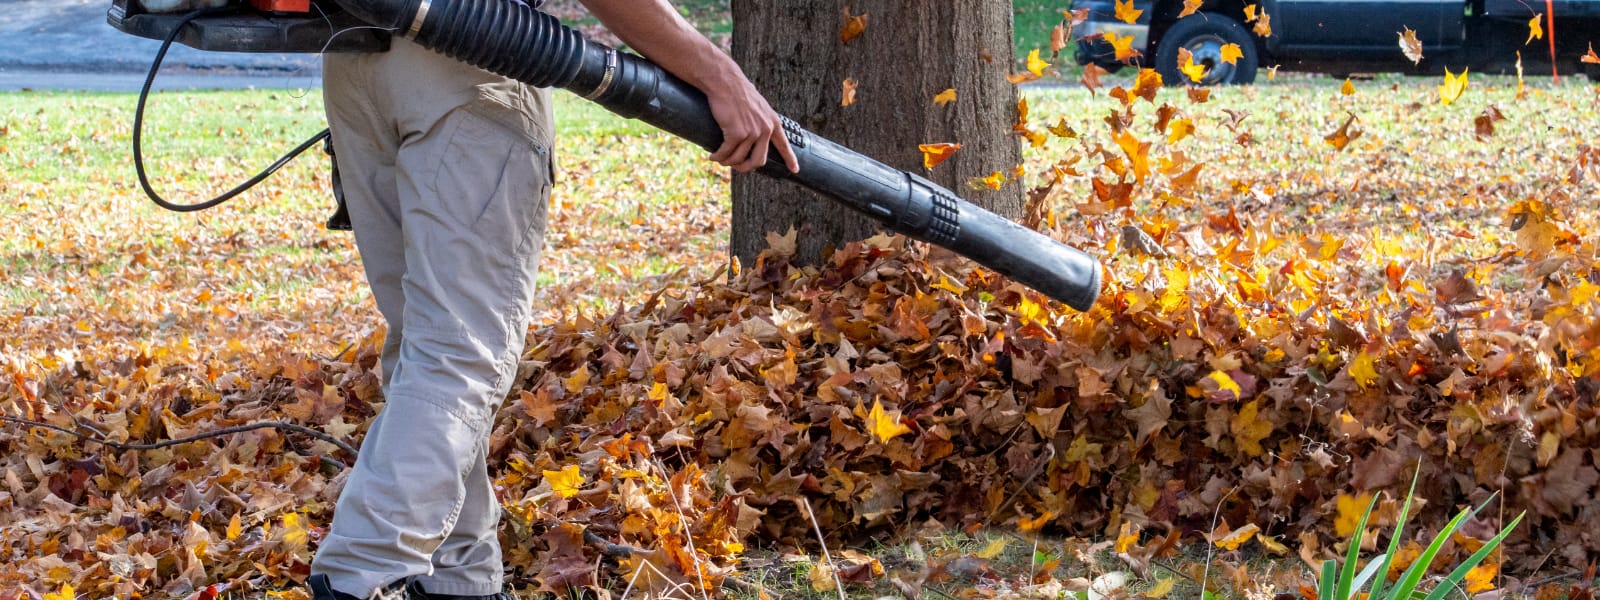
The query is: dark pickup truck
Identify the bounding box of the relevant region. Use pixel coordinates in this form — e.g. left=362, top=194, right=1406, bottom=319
left=1073, top=0, right=1600, bottom=84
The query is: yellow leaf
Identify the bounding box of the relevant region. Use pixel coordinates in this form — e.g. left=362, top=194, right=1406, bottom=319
left=282, top=512, right=308, bottom=546
left=1230, top=399, right=1272, bottom=457
left=1244, top=4, right=1258, bottom=21
left=808, top=562, right=838, bottom=592
left=1349, top=350, right=1379, bottom=388
left=976, top=537, right=1010, bottom=559
left=1213, top=522, right=1260, bottom=550
left=1115, top=521, right=1139, bottom=553
left=1167, top=118, right=1194, bottom=144
left=44, top=584, right=74, bottom=600
left=933, top=88, right=957, bottom=106
left=1018, top=511, right=1057, bottom=532
left=867, top=398, right=913, bottom=443
left=931, top=274, right=967, bottom=295
left=1526, top=13, right=1543, bottom=44
left=1334, top=492, right=1375, bottom=537
left=1207, top=370, right=1241, bottom=401
left=1252, top=12, right=1272, bottom=37
left=543, top=465, right=585, bottom=498
left=1257, top=532, right=1290, bottom=555
left=1341, top=77, right=1354, bottom=96
left=918, top=143, right=961, bottom=169
left=1465, top=561, right=1499, bottom=594
left=1145, top=577, right=1178, bottom=598
left=1219, top=43, right=1243, bottom=65
left=1439, top=67, right=1468, bottom=105
left=1584, top=43, right=1600, bottom=64
left=226, top=513, right=242, bottom=541
left=1114, top=0, right=1144, bottom=24
left=1178, top=0, right=1203, bottom=18
left=980, top=171, right=1006, bottom=190
left=1105, top=31, right=1138, bottom=62
left=1178, top=48, right=1207, bottom=82
left=1027, top=49, right=1051, bottom=76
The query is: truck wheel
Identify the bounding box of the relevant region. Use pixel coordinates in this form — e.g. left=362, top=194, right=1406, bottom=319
left=1155, top=13, right=1259, bottom=85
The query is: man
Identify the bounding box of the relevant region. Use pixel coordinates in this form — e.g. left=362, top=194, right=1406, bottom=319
left=307, top=0, right=799, bottom=598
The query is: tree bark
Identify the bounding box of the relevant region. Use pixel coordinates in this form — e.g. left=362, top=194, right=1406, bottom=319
left=729, top=0, right=1023, bottom=267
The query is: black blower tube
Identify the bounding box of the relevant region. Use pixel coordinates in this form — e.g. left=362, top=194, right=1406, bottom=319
left=332, top=0, right=1103, bottom=311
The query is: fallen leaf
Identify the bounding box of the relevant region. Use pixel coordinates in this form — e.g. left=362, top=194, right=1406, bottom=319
left=1334, top=492, right=1375, bottom=537
left=543, top=465, right=584, bottom=498
left=1145, top=577, right=1178, bottom=598
left=867, top=398, right=912, bottom=442
left=1466, top=561, right=1499, bottom=594
left=1212, top=522, right=1260, bottom=550
left=976, top=537, right=1010, bottom=559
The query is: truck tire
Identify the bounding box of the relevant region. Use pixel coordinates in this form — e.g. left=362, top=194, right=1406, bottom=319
left=1154, top=13, right=1259, bottom=85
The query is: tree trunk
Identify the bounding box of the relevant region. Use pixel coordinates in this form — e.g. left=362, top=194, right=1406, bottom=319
left=729, top=0, right=1023, bottom=267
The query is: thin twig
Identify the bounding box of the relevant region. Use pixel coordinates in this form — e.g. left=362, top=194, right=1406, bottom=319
left=584, top=528, right=647, bottom=559
left=983, top=443, right=1056, bottom=528
left=799, top=496, right=847, bottom=600
left=1, top=415, right=358, bottom=457
left=651, top=458, right=713, bottom=600
left=1201, top=486, right=1240, bottom=597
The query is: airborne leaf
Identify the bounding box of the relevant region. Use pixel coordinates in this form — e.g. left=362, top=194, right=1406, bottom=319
left=1526, top=13, right=1543, bottom=44
left=1252, top=12, right=1272, bottom=37
left=1114, top=0, right=1144, bottom=24
left=1105, top=31, right=1139, bottom=61
left=1439, top=67, right=1469, bottom=105
left=840, top=78, right=858, bottom=106
left=1341, top=77, right=1355, bottom=96
left=1179, top=0, right=1203, bottom=18
left=1026, top=49, right=1052, bottom=76
left=839, top=7, right=867, bottom=42
left=933, top=88, right=957, bottom=106
left=1219, top=43, right=1244, bottom=65
left=1177, top=48, right=1208, bottom=83
left=1583, top=42, right=1600, bottom=63
left=918, top=143, right=961, bottom=169
left=1399, top=27, right=1424, bottom=63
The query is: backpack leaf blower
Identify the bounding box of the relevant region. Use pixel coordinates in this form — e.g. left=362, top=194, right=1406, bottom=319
left=108, top=0, right=1103, bottom=311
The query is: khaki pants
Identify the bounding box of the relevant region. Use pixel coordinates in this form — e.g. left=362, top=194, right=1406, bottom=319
left=312, top=38, right=553, bottom=599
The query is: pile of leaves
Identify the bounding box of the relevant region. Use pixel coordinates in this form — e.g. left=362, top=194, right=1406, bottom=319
left=5, top=69, right=1600, bottom=600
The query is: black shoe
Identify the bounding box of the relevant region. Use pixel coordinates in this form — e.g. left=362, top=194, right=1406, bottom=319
left=405, top=580, right=514, bottom=600
left=308, top=574, right=411, bottom=600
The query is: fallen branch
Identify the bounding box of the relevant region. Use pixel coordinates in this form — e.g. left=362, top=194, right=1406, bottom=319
left=0, top=415, right=359, bottom=458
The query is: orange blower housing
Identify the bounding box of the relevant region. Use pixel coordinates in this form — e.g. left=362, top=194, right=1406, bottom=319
left=248, top=0, right=310, bottom=13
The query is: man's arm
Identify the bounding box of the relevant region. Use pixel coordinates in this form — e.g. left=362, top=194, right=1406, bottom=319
left=577, top=0, right=799, bottom=174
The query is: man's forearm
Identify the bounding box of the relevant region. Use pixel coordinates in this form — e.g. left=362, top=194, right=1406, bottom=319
left=577, top=0, right=742, bottom=92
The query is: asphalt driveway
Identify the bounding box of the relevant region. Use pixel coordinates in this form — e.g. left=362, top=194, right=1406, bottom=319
left=0, top=0, right=321, bottom=90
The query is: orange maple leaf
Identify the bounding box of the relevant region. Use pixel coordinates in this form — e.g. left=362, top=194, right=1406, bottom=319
left=918, top=143, right=961, bottom=169
left=1583, top=43, right=1600, bottom=63
left=1219, top=43, right=1244, bottom=65
left=840, top=7, right=867, bottom=42
left=1178, top=0, right=1203, bottom=18
left=1114, top=0, right=1143, bottom=24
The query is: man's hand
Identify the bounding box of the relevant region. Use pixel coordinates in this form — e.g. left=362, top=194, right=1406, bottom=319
left=578, top=0, right=799, bottom=174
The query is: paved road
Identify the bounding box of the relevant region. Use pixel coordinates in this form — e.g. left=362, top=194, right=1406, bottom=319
left=0, top=0, right=322, bottom=91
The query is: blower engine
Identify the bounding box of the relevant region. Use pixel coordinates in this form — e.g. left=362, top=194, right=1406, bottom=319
left=107, top=0, right=1104, bottom=311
